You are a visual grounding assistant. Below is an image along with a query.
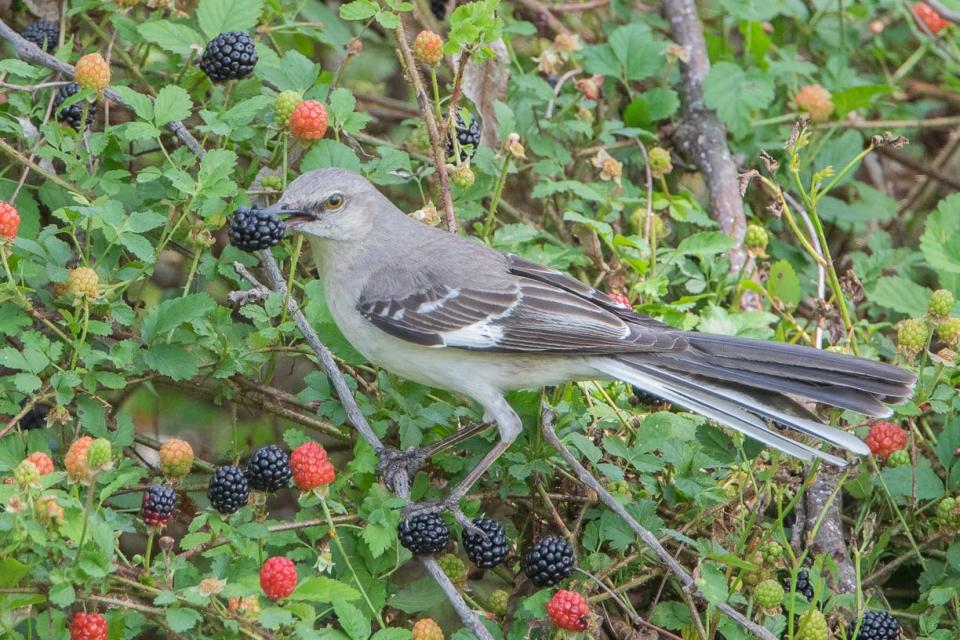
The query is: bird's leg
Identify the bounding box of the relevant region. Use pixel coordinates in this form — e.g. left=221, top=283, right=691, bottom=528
left=402, top=397, right=521, bottom=536
left=376, top=421, right=494, bottom=492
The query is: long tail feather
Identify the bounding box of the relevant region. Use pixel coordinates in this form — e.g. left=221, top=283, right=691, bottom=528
left=593, top=359, right=853, bottom=465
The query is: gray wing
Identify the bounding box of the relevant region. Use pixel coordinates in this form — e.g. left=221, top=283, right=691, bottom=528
left=356, top=253, right=686, bottom=354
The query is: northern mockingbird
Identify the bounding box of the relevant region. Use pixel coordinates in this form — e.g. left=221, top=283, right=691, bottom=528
left=265, top=168, right=914, bottom=523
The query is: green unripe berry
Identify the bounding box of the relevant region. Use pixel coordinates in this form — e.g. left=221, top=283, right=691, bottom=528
left=437, top=553, right=468, bottom=584
left=928, top=289, right=955, bottom=319
left=14, top=459, right=40, bottom=486
left=488, top=589, right=509, bottom=616
left=274, top=90, right=303, bottom=128
left=753, top=579, right=784, bottom=609
left=648, top=146, right=673, bottom=178
left=261, top=175, right=283, bottom=191
left=897, top=318, right=928, bottom=357
left=886, top=449, right=910, bottom=468
left=761, top=540, right=783, bottom=565
left=87, top=438, right=112, bottom=471
left=450, top=164, right=475, bottom=189
left=938, top=317, right=960, bottom=348
left=797, top=610, right=829, bottom=640
left=937, top=496, right=960, bottom=527
left=745, top=224, right=769, bottom=251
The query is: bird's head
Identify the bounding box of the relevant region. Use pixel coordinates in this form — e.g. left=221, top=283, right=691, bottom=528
left=264, top=168, right=386, bottom=242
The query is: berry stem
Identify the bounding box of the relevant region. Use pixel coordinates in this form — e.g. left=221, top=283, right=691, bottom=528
left=482, top=155, right=511, bottom=242
left=73, top=479, right=98, bottom=568
left=320, top=497, right=384, bottom=627
left=144, top=530, right=155, bottom=577
left=429, top=67, right=443, bottom=125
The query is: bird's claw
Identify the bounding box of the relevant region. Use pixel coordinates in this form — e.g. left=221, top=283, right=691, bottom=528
left=376, top=447, right=428, bottom=492
left=402, top=498, right=485, bottom=539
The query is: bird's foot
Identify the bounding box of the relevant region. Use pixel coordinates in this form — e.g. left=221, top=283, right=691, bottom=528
left=402, top=498, right=484, bottom=538
left=376, top=446, right=429, bottom=492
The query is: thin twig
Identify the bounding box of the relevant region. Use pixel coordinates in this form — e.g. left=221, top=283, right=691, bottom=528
left=234, top=258, right=494, bottom=640
left=395, top=18, right=458, bottom=234
left=540, top=404, right=778, bottom=640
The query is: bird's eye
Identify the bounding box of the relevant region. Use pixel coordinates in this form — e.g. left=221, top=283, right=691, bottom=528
left=325, top=194, right=345, bottom=210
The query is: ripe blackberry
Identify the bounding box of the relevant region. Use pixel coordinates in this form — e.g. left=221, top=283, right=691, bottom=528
left=22, top=19, right=59, bottom=53
left=446, top=112, right=481, bottom=161
left=228, top=205, right=285, bottom=251
left=785, top=569, right=815, bottom=601
left=522, top=536, right=575, bottom=587
left=631, top=385, right=661, bottom=406
left=18, top=404, right=49, bottom=430
left=54, top=83, right=95, bottom=130
left=208, top=465, right=249, bottom=514
left=430, top=0, right=447, bottom=19
left=245, top=444, right=292, bottom=492
left=199, top=31, right=258, bottom=82
left=847, top=611, right=901, bottom=640
left=398, top=513, right=450, bottom=555
left=141, top=484, right=177, bottom=527
left=461, top=517, right=510, bottom=568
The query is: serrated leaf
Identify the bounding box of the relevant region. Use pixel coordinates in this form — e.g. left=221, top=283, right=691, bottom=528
left=675, top=231, right=735, bottom=256
left=339, top=0, right=378, bottom=20
left=137, top=21, right=203, bottom=57
left=703, top=62, right=774, bottom=135
left=387, top=576, right=447, bottom=614
left=333, top=600, right=370, bottom=640
left=110, top=86, right=154, bottom=121
left=868, top=276, right=932, bottom=316
left=301, top=140, right=362, bottom=173
left=166, top=608, right=202, bottom=632
left=197, top=0, right=264, bottom=40
left=290, top=576, right=361, bottom=603
left=153, top=85, right=193, bottom=127
left=920, top=194, right=960, bottom=275
left=767, top=259, right=800, bottom=307
left=142, top=293, right=216, bottom=342
left=142, top=344, right=199, bottom=380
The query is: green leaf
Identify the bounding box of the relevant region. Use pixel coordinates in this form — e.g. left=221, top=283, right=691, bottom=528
left=197, top=0, right=264, bottom=40
left=48, top=581, right=75, bottom=607
left=767, top=260, right=800, bottom=307
left=110, top=86, right=154, bottom=121
left=920, top=194, right=960, bottom=274
left=141, top=293, right=216, bottom=342
left=375, top=10, right=400, bottom=28
left=333, top=600, right=371, bottom=640
left=142, top=344, right=199, bottom=380
left=166, top=607, right=202, bottom=632
left=582, top=24, right=664, bottom=81
left=868, top=276, right=932, bottom=317
left=718, top=0, right=782, bottom=21
left=832, top=84, right=891, bottom=118
left=387, top=576, right=447, bottom=614
left=371, top=629, right=412, bottom=640
left=153, top=85, right=193, bottom=128
left=703, top=62, right=774, bottom=135
left=301, top=140, right=363, bottom=173
left=339, top=0, right=379, bottom=20
left=880, top=458, right=943, bottom=500
left=137, top=21, right=204, bottom=57
left=675, top=231, right=735, bottom=257
left=623, top=88, right=679, bottom=128
left=253, top=47, right=320, bottom=93
left=290, top=576, right=361, bottom=603
left=697, top=561, right=730, bottom=605
left=0, top=559, right=29, bottom=588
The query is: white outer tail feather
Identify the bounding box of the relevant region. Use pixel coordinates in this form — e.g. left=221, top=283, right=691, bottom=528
left=593, top=358, right=871, bottom=467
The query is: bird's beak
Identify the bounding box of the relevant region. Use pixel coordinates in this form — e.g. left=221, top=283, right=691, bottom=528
left=261, top=203, right=312, bottom=229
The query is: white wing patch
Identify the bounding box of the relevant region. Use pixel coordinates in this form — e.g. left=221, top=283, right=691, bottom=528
left=417, top=288, right=460, bottom=314
left=437, top=320, right=505, bottom=348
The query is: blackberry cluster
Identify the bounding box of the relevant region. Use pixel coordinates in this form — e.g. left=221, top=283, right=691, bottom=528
left=398, top=513, right=450, bottom=555
left=245, top=444, right=292, bottom=492
left=522, top=536, right=575, bottom=587
left=208, top=465, right=249, bottom=514
left=446, top=112, right=481, bottom=161
left=21, top=19, right=59, bottom=52
left=430, top=0, right=447, bottom=19
left=462, top=518, right=510, bottom=569
left=18, top=404, right=49, bottom=430
left=847, top=611, right=901, bottom=640
left=785, top=569, right=815, bottom=601
left=141, top=484, right=177, bottom=527
left=54, top=83, right=95, bottom=130
left=228, top=206, right=285, bottom=251
left=199, top=31, right=258, bottom=82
